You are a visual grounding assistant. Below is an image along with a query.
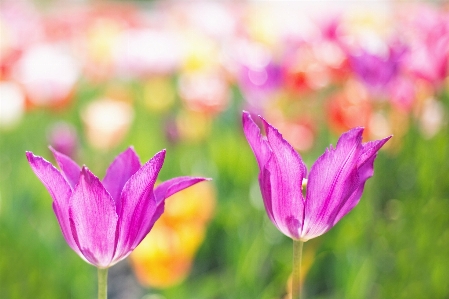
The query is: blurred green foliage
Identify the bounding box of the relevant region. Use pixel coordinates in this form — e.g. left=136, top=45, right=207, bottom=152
left=0, top=80, right=448, bottom=299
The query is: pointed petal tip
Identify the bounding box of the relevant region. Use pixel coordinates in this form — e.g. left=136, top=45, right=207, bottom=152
left=146, top=149, right=166, bottom=166
left=124, top=145, right=137, bottom=154
left=336, top=127, right=365, bottom=148
left=48, top=145, right=63, bottom=156
left=80, top=165, right=93, bottom=177
left=120, top=146, right=141, bottom=164
left=26, top=151, right=46, bottom=164
left=48, top=146, right=62, bottom=159
left=259, top=116, right=277, bottom=135
left=79, top=165, right=103, bottom=186
left=25, top=151, right=39, bottom=165
left=80, top=165, right=88, bottom=175
left=157, top=149, right=167, bottom=158
left=242, top=111, right=264, bottom=127
left=191, top=177, right=213, bottom=183
left=342, top=127, right=365, bottom=136
left=350, top=126, right=365, bottom=135
left=242, top=110, right=254, bottom=124
left=378, top=134, right=393, bottom=146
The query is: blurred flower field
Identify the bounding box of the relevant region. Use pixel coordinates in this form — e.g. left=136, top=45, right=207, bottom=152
left=0, top=1, right=449, bottom=298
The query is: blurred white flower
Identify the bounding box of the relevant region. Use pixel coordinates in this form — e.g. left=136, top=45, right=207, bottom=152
left=81, top=98, right=134, bottom=150
left=13, top=43, right=80, bottom=106
left=0, top=81, right=25, bottom=129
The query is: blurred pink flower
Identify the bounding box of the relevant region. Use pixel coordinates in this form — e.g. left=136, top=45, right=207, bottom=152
left=402, top=6, right=449, bottom=87
left=178, top=71, right=230, bottom=114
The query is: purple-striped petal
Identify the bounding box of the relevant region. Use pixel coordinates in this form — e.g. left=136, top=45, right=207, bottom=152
left=302, top=128, right=363, bottom=240
left=242, top=111, right=272, bottom=170
left=242, top=112, right=277, bottom=228
left=102, top=147, right=141, bottom=211
left=332, top=136, right=391, bottom=225
left=69, top=167, right=118, bottom=268
left=112, top=150, right=165, bottom=262
left=50, top=146, right=81, bottom=190
left=25, top=152, right=81, bottom=255
left=262, top=117, right=307, bottom=240
left=258, top=166, right=277, bottom=225
left=154, top=177, right=211, bottom=204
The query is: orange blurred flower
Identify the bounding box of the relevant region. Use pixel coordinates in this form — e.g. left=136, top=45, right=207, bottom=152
left=327, top=80, right=372, bottom=136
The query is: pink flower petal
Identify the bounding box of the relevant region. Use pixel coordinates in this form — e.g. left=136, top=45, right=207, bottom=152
left=102, top=147, right=141, bottom=211
left=49, top=146, right=81, bottom=190
left=154, top=176, right=211, bottom=204
left=302, top=128, right=363, bottom=240
left=262, top=117, right=307, bottom=240
left=25, top=151, right=81, bottom=255
left=242, top=112, right=277, bottom=225
left=332, top=136, right=392, bottom=225
left=112, top=150, right=165, bottom=263
left=69, top=167, right=118, bottom=268
left=242, top=111, right=271, bottom=170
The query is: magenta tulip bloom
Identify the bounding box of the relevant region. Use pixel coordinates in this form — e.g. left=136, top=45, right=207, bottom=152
left=242, top=111, right=391, bottom=241
left=26, top=147, right=209, bottom=268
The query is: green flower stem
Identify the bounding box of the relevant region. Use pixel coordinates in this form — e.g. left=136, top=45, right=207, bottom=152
left=98, top=268, right=108, bottom=299
left=292, top=239, right=304, bottom=299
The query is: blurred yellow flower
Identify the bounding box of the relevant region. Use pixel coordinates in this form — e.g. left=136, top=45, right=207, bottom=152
left=130, top=181, right=215, bottom=288
left=176, top=109, right=213, bottom=142
left=143, top=76, right=176, bottom=113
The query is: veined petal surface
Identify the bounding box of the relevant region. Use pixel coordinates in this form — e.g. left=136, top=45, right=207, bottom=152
left=302, top=128, right=363, bottom=240
left=103, top=147, right=141, bottom=211
left=242, top=111, right=391, bottom=242
left=262, top=117, right=307, bottom=240
left=26, top=152, right=81, bottom=254
left=50, top=146, right=81, bottom=190
left=242, top=111, right=271, bottom=170
left=69, top=167, right=118, bottom=268
left=332, top=136, right=392, bottom=225
left=113, top=150, right=165, bottom=262
left=242, top=111, right=277, bottom=224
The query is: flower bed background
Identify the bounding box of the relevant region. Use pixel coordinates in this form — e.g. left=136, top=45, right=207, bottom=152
left=0, top=1, right=448, bottom=298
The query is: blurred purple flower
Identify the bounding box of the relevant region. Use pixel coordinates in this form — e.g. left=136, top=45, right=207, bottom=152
left=349, top=45, right=406, bottom=94
left=238, top=62, right=283, bottom=109
left=47, top=122, right=78, bottom=158
left=26, top=147, right=209, bottom=268
left=242, top=111, right=390, bottom=241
